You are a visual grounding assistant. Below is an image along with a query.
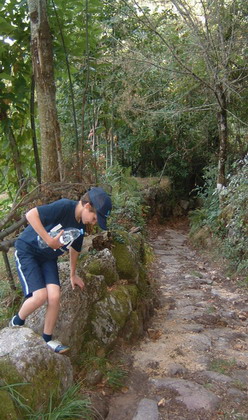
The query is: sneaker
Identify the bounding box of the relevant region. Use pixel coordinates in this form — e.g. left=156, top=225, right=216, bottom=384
left=47, top=340, right=70, bottom=354
left=9, top=315, right=23, bottom=327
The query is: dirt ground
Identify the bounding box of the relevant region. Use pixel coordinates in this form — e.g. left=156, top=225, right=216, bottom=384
left=89, top=219, right=248, bottom=420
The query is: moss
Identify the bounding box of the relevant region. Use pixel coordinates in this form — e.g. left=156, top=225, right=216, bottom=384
left=0, top=389, right=18, bottom=419
left=89, top=284, right=138, bottom=346
left=30, top=360, right=61, bottom=410
left=0, top=357, right=61, bottom=414
left=125, top=285, right=138, bottom=309
left=111, top=232, right=139, bottom=281
left=85, top=258, right=118, bottom=286
left=109, top=287, right=133, bottom=328
left=123, top=311, right=143, bottom=341
left=0, top=359, right=30, bottom=418
left=84, top=272, right=108, bottom=301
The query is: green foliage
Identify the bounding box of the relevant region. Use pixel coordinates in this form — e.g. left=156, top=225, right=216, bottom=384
left=190, top=157, right=248, bottom=276
left=189, top=164, right=221, bottom=231
left=0, top=382, right=93, bottom=420
left=219, top=157, right=248, bottom=274
left=209, top=358, right=237, bottom=375
left=80, top=354, right=127, bottom=390
left=101, top=164, right=148, bottom=230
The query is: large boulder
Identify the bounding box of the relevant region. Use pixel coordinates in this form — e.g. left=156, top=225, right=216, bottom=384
left=25, top=266, right=107, bottom=362
left=0, top=327, right=73, bottom=418
left=24, top=232, right=151, bottom=358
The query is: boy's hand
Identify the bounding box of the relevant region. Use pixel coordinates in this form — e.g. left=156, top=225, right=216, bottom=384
left=70, top=274, right=85, bottom=291
left=47, top=231, right=64, bottom=249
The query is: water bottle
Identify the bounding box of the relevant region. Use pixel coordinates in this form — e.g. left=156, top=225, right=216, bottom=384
left=37, top=227, right=84, bottom=249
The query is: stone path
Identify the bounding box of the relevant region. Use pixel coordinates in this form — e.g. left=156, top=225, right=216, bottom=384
left=104, top=224, right=248, bottom=420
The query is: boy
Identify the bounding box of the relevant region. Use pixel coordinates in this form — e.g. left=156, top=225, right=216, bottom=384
left=10, top=187, right=112, bottom=354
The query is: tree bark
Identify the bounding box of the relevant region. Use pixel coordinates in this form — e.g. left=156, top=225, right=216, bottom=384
left=216, top=84, right=228, bottom=189
left=28, top=0, right=63, bottom=183
left=30, top=74, right=41, bottom=184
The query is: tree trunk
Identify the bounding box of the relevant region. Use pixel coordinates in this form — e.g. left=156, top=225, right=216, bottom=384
left=80, top=0, right=90, bottom=179
left=28, top=0, right=63, bottom=183
left=30, top=74, right=41, bottom=184
left=216, top=85, right=228, bottom=189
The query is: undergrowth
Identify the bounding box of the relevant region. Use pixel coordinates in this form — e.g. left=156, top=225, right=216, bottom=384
left=189, top=156, right=248, bottom=278
left=0, top=382, right=94, bottom=420
left=100, top=164, right=149, bottom=231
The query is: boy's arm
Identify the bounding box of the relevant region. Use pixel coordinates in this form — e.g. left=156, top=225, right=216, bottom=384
left=69, top=247, right=85, bottom=290
left=26, top=208, right=63, bottom=249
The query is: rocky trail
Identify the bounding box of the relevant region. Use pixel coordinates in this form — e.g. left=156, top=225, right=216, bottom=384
left=100, top=221, right=248, bottom=420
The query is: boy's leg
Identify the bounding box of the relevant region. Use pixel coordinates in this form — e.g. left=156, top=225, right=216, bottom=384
left=41, top=261, right=70, bottom=353
left=43, top=283, right=69, bottom=354
left=43, top=284, right=61, bottom=335
left=18, top=288, right=48, bottom=320
left=11, top=248, right=48, bottom=326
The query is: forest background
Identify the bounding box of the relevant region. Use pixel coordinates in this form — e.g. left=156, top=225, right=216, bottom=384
left=0, top=0, right=247, bottom=281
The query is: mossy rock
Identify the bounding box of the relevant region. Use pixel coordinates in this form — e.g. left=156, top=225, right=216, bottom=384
left=90, top=285, right=138, bottom=346
left=122, top=310, right=144, bottom=342
left=0, top=328, right=73, bottom=413
left=83, top=249, right=119, bottom=286
left=111, top=231, right=144, bottom=282
left=0, top=388, right=18, bottom=419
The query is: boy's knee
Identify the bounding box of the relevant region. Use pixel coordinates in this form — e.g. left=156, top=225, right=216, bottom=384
left=47, top=288, right=60, bottom=305
left=33, top=289, right=48, bottom=305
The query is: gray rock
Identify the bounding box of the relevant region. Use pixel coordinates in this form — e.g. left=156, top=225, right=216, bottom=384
left=226, top=388, right=246, bottom=400
left=85, top=369, right=104, bottom=386
left=132, top=398, right=159, bottom=420
left=201, top=370, right=233, bottom=383
left=26, top=264, right=107, bottom=361
left=232, top=369, right=248, bottom=385
left=150, top=377, right=220, bottom=411
left=0, top=327, right=73, bottom=411
left=166, top=363, right=188, bottom=376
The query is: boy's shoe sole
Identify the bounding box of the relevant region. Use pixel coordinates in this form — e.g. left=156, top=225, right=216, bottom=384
left=47, top=340, right=70, bottom=354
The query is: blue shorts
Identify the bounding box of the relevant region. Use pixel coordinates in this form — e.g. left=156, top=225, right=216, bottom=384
left=15, top=241, right=60, bottom=298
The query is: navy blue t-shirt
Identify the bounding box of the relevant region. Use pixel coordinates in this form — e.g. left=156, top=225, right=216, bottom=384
left=16, top=199, right=85, bottom=260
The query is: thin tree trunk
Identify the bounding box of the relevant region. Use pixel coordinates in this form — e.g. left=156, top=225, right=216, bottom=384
left=5, top=120, right=25, bottom=189
left=30, top=74, right=41, bottom=184
left=2, top=251, right=16, bottom=290
left=216, top=85, right=228, bottom=189
left=80, top=0, right=90, bottom=179
left=28, top=0, right=63, bottom=183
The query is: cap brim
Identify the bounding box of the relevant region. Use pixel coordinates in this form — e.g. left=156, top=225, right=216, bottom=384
left=97, top=213, right=108, bottom=230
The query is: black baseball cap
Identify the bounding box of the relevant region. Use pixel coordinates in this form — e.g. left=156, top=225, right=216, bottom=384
left=88, top=187, right=112, bottom=230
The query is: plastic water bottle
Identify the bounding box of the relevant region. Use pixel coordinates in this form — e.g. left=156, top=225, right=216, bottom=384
left=37, top=227, right=84, bottom=249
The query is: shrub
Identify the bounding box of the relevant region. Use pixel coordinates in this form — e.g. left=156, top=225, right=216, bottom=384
left=101, top=164, right=148, bottom=230
left=189, top=156, right=248, bottom=276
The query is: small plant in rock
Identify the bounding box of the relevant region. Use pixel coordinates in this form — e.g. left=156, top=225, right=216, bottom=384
left=79, top=354, right=128, bottom=391
left=105, top=366, right=128, bottom=390
left=207, top=306, right=216, bottom=314
left=209, top=358, right=237, bottom=374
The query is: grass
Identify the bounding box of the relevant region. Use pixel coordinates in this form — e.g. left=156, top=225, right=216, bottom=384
left=1, top=382, right=95, bottom=420
left=209, top=358, right=237, bottom=375
left=207, top=305, right=216, bottom=314
left=79, top=354, right=128, bottom=390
